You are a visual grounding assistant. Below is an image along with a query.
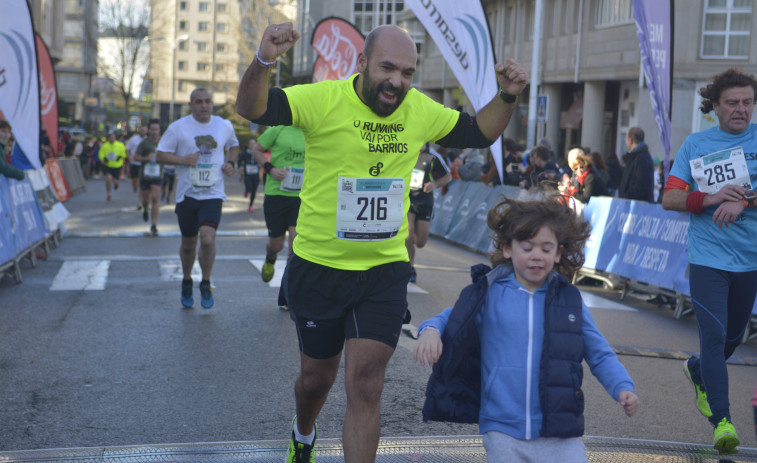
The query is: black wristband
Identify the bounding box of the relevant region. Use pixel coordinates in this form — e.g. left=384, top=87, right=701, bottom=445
left=264, top=162, right=274, bottom=173
left=499, top=89, right=518, bottom=104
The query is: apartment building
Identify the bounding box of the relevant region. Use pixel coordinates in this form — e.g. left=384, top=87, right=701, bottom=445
left=147, top=0, right=291, bottom=124
left=291, top=0, right=755, bottom=162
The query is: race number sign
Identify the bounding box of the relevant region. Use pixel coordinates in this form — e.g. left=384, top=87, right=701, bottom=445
left=143, top=162, right=161, bottom=179
left=245, top=164, right=259, bottom=175
left=280, top=166, right=304, bottom=192
left=189, top=163, right=219, bottom=188
left=106, top=152, right=117, bottom=162
left=690, top=146, right=752, bottom=194
left=409, top=169, right=424, bottom=190
left=336, top=177, right=405, bottom=240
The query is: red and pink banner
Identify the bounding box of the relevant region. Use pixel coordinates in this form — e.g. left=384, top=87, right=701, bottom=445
left=44, top=159, right=71, bottom=202
left=36, top=33, right=58, bottom=157
left=310, top=17, right=365, bottom=82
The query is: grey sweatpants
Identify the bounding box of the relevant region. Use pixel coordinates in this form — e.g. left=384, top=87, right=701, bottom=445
left=482, top=431, right=587, bottom=463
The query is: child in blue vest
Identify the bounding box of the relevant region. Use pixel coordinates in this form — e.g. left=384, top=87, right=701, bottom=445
left=414, top=195, right=639, bottom=462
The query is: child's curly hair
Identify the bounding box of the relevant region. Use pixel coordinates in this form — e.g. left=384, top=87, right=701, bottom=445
left=487, top=193, right=591, bottom=278
left=699, top=68, right=757, bottom=114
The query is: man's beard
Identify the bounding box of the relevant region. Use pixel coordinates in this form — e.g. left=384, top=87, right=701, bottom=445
left=362, top=72, right=406, bottom=117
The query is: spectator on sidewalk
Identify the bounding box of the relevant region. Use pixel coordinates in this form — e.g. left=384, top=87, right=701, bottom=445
left=0, top=121, right=24, bottom=180
left=619, top=127, right=655, bottom=202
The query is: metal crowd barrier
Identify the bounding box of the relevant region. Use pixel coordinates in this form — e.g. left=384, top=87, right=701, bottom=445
left=58, top=157, right=87, bottom=196
left=0, top=436, right=755, bottom=462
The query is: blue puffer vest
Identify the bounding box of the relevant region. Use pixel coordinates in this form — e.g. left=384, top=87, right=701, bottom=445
left=422, top=264, right=586, bottom=438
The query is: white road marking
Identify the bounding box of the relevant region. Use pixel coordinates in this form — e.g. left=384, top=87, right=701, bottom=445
left=248, top=259, right=288, bottom=287
left=580, top=291, right=638, bottom=312
left=50, top=260, right=110, bottom=291
left=159, top=260, right=202, bottom=281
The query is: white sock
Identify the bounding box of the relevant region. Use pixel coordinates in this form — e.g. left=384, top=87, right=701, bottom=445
left=294, top=420, right=316, bottom=445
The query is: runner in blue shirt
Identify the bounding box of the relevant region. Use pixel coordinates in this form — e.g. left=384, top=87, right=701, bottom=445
left=663, top=68, right=757, bottom=455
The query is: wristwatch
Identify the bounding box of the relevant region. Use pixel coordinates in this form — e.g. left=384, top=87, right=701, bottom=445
left=743, top=189, right=756, bottom=208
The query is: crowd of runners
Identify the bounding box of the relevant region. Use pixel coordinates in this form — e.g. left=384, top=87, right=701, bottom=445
left=30, top=19, right=756, bottom=463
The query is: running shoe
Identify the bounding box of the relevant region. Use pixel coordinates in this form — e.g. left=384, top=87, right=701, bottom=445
left=409, top=266, right=417, bottom=283
left=142, top=208, right=148, bottom=222
left=261, top=260, right=275, bottom=283
left=286, top=417, right=316, bottom=463
left=248, top=206, right=254, bottom=213
left=683, top=359, right=712, bottom=417
left=713, top=417, right=739, bottom=454
left=181, top=279, right=193, bottom=308
left=150, top=224, right=158, bottom=236
left=107, top=194, right=112, bottom=201
left=199, top=281, right=214, bottom=309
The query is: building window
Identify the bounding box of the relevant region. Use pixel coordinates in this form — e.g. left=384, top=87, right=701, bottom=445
left=177, top=60, right=186, bottom=70
left=217, top=23, right=227, bottom=33
left=198, top=22, right=209, bottom=31
left=197, top=41, right=208, bottom=51
left=701, top=0, right=751, bottom=59
left=178, top=40, right=187, bottom=51
left=216, top=43, right=227, bottom=52
left=178, top=80, right=185, bottom=91
left=594, top=0, right=634, bottom=28
left=217, top=3, right=226, bottom=12
left=197, top=62, right=209, bottom=71
left=353, top=0, right=404, bottom=34
left=199, top=2, right=210, bottom=12
left=179, top=20, right=187, bottom=31
left=179, top=1, right=187, bottom=10
left=215, top=63, right=225, bottom=72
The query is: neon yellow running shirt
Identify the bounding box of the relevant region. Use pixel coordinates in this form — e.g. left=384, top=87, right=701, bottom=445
left=283, top=74, right=459, bottom=270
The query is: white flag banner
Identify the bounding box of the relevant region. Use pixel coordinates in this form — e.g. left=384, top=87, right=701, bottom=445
left=0, top=0, right=40, bottom=169
left=406, top=0, right=502, bottom=179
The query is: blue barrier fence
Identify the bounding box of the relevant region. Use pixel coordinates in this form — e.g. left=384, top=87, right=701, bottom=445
left=430, top=180, right=757, bottom=317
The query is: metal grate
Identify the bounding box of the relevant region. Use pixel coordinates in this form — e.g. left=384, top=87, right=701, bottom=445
left=0, top=436, right=755, bottom=462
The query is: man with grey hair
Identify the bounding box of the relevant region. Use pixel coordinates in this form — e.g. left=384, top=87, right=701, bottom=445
left=157, top=88, right=239, bottom=309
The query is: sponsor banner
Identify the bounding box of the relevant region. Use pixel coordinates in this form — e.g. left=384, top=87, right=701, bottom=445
left=311, top=17, right=365, bottom=82
left=0, top=0, right=40, bottom=169
left=44, top=158, right=72, bottom=202
left=36, top=33, right=58, bottom=156
left=429, top=179, right=466, bottom=236
left=0, top=176, right=16, bottom=265
left=445, top=182, right=491, bottom=247
left=406, top=0, right=503, bottom=181
left=6, top=175, right=46, bottom=252
left=583, top=197, right=689, bottom=291
left=26, top=168, right=69, bottom=232
left=633, top=0, right=673, bottom=165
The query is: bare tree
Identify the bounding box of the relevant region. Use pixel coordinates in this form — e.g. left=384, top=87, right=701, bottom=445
left=98, top=0, right=150, bottom=119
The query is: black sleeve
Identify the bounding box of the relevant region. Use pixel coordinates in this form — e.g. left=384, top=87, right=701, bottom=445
left=249, top=88, right=293, bottom=126
left=435, top=112, right=494, bottom=149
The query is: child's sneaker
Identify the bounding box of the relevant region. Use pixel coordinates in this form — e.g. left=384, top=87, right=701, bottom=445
left=286, top=416, right=316, bottom=463
left=713, top=417, right=739, bottom=454
left=683, top=359, right=712, bottom=417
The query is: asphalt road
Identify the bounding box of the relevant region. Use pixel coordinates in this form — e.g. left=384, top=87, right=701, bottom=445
left=1, top=174, right=756, bottom=452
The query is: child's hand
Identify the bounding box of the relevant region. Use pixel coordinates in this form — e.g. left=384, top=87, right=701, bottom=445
left=413, top=329, right=443, bottom=367
left=619, top=390, right=639, bottom=417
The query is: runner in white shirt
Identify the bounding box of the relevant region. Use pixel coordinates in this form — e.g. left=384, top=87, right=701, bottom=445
left=156, top=88, right=240, bottom=309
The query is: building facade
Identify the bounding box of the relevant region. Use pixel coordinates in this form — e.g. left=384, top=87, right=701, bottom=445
left=147, top=0, right=291, bottom=124
left=50, top=0, right=99, bottom=125
left=292, top=0, right=755, bottom=163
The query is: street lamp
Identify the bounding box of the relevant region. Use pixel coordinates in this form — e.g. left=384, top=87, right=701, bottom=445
left=170, top=34, right=190, bottom=122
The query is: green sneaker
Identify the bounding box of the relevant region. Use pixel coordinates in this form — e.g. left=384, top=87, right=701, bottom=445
left=683, top=359, right=712, bottom=417
left=286, top=417, right=316, bottom=463
left=713, top=417, right=739, bottom=454
left=261, top=260, right=275, bottom=283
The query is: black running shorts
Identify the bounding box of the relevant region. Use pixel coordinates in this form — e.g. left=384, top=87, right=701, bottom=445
left=281, top=253, right=410, bottom=359
left=175, top=196, right=223, bottom=236
left=263, top=195, right=301, bottom=237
